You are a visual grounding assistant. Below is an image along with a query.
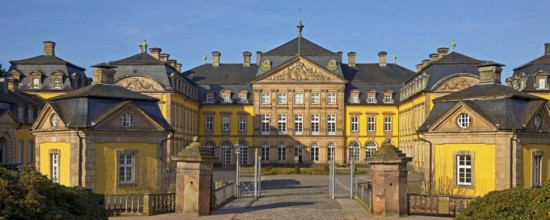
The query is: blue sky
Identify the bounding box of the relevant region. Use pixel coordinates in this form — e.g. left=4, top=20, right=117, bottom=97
left=1, top=0, right=550, bottom=79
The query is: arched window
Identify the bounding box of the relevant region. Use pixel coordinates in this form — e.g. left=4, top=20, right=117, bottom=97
left=349, top=141, right=360, bottom=161
left=327, top=143, right=335, bottom=161
left=365, top=141, right=378, bottom=159
left=261, top=143, right=270, bottom=161
left=278, top=143, right=286, bottom=161
left=220, top=141, right=232, bottom=164
left=238, top=142, right=248, bottom=165
left=203, top=141, right=215, bottom=156
left=310, top=143, right=319, bottom=162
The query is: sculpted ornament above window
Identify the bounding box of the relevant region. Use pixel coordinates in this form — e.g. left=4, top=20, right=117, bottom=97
left=268, top=61, right=332, bottom=81
left=116, top=77, right=163, bottom=91
left=436, top=77, right=479, bottom=92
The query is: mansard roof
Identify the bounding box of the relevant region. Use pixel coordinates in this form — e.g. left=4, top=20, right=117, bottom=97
left=10, top=55, right=85, bottom=71
left=264, top=37, right=335, bottom=55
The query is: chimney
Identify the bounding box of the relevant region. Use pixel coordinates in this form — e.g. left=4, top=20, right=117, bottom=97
left=416, top=64, right=423, bottom=73
left=175, top=63, right=182, bottom=72
left=43, top=41, right=56, bottom=56
left=545, top=42, right=550, bottom=55
left=429, top=53, right=438, bottom=62
left=478, top=61, right=504, bottom=84
left=139, top=45, right=145, bottom=54
left=149, top=48, right=161, bottom=59
left=347, top=51, right=356, bottom=67
left=212, top=51, right=221, bottom=67
left=91, top=63, right=117, bottom=84
left=160, top=53, right=169, bottom=62
left=243, top=51, right=252, bottom=67
left=378, top=51, right=387, bottom=67
left=421, top=59, right=430, bottom=67
left=256, top=51, right=262, bottom=65
left=168, top=59, right=177, bottom=68
left=437, top=47, right=449, bottom=58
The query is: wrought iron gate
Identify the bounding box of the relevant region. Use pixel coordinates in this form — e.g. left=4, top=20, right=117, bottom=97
left=236, top=148, right=261, bottom=198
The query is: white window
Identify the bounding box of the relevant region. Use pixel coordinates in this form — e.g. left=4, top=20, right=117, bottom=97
left=261, top=93, right=270, bottom=104
left=53, top=78, right=61, bottom=89
left=311, top=143, right=319, bottom=161
left=294, top=114, right=303, bottom=135
left=32, top=78, right=40, bottom=88
left=222, top=94, right=231, bottom=103
left=221, top=116, right=230, bottom=132
left=365, top=141, right=377, bottom=158
left=539, top=78, right=546, bottom=89
left=205, top=116, right=213, bottom=131
left=327, top=143, right=335, bottom=161
left=311, top=93, right=320, bottom=104
left=204, top=141, right=215, bottom=156
left=238, top=116, right=247, bottom=132
left=311, top=114, right=319, bottom=135
left=120, top=113, right=135, bottom=128
left=351, top=116, right=359, bottom=132
left=351, top=94, right=360, bottom=103
left=277, top=93, right=287, bottom=105
left=327, top=93, right=336, bottom=104
left=261, top=114, right=270, bottom=135
left=278, top=114, right=287, bottom=135
left=261, top=144, right=270, bottom=161
left=206, top=94, right=214, bottom=103
left=220, top=142, right=232, bottom=164
left=533, top=153, right=543, bottom=187
left=384, top=93, right=393, bottom=103
left=457, top=155, right=472, bottom=186
left=51, top=152, right=59, bottom=183
left=27, top=141, right=33, bottom=163
left=349, top=141, right=360, bottom=161
left=239, top=93, right=248, bottom=103
left=384, top=116, right=392, bottom=132
left=239, top=142, right=248, bottom=165
left=368, top=94, right=376, bottom=103
left=368, top=117, right=376, bottom=131
left=294, top=93, right=304, bottom=104
left=17, top=140, right=23, bottom=164
left=457, top=113, right=472, bottom=128
left=118, top=153, right=134, bottom=184
left=278, top=143, right=286, bottom=161
left=327, top=114, right=336, bottom=135
left=51, top=114, right=59, bottom=127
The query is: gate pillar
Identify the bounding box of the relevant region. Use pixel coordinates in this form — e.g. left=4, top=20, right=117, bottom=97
left=367, top=138, right=412, bottom=217
left=171, top=136, right=217, bottom=216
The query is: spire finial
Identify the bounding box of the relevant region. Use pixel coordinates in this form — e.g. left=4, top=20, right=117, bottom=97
left=451, top=39, right=456, bottom=51
left=202, top=53, right=207, bottom=65
left=297, top=8, right=304, bottom=55
left=142, top=39, right=148, bottom=52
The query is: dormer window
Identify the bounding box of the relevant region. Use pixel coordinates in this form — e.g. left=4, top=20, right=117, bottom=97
left=51, top=72, right=64, bottom=89
left=367, top=90, right=377, bottom=104
left=205, top=92, right=214, bottom=103
left=350, top=89, right=360, bottom=103
left=30, top=72, right=43, bottom=89
left=383, top=90, right=393, bottom=104
left=239, top=90, right=248, bottom=103
left=535, top=71, right=549, bottom=90
left=53, top=78, right=61, bottom=89
left=220, top=90, right=232, bottom=103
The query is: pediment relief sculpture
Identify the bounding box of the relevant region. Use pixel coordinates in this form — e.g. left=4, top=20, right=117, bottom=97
left=267, top=61, right=333, bottom=81
left=116, top=77, right=164, bottom=92
left=436, top=77, right=479, bottom=92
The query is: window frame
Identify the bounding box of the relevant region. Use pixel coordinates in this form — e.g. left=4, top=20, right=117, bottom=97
left=50, top=150, right=60, bottom=183
left=457, top=113, right=472, bottom=128
left=384, top=116, right=392, bottom=132
left=221, top=115, right=231, bottom=132
left=220, top=142, right=232, bottom=164
left=351, top=116, right=359, bottom=132
left=367, top=117, right=376, bottom=132
left=238, top=115, right=247, bottom=132
left=278, top=114, right=287, bottom=135
left=261, top=144, right=270, bottom=161
left=261, top=93, right=271, bottom=105
left=278, top=143, right=286, bottom=161
left=118, top=152, right=136, bottom=185
left=294, top=93, right=304, bottom=104
left=261, top=114, right=270, bottom=135
left=310, top=143, right=319, bottom=161
left=456, top=155, right=473, bottom=186
left=311, top=114, right=320, bottom=135
left=365, top=141, right=377, bottom=159
left=120, top=113, right=135, bottom=128
left=311, top=93, right=320, bottom=104
left=205, top=115, right=214, bottom=131
left=27, top=140, right=33, bottom=163
left=327, top=93, right=337, bottom=105
left=277, top=93, right=287, bottom=105
left=327, top=114, right=336, bottom=135
left=294, top=114, right=303, bottom=135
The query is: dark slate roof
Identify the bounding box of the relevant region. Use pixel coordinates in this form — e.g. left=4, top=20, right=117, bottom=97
left=0, top=81, right=45, bottom=124
left=8, top=57, right=88, bottom=91
left=109, top=53, right=166, bottom=65
left=183, top=64, right=258, bottom=84
left=10, top=55, right=85, bottom=71
left=419, top=83, right=546, bottom=132
left=264, top=37, right=334, bottom=55
left=343, top=64, right=415, bottom=84
left=510, top=53, right=550, bottom=92
left=513, top=53, right=550, bottom=71
left=48, top=84, right=171, bottom=129
left=51, top=83, right=159, bottom=101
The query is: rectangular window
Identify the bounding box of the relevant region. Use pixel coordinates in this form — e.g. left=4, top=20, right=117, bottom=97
left=53, top=78, right=61, bottom=89
left=221, top=147, right=231, bottom=164
left=27, top=141, right=33, bottom=163
left=32, top=78, right=40, bottom=88
left=539, top=78, right=546, bottom=89
left=51, top=152, right=59, bottom=183
left=457, top=155, right=472, bottom=186
left=384, top=94, right=393, bottom=103
left=294, top=114, right=303, bottom=135
left=327, top=114, right=336, bottom=135
left=261, top=93, right=270, bottom=104
left=261, top=114, right=270, bottom=135
left=18, top=140, right=23, bottom=164
left=368, top=117, right=376, bottom=132
left=278, top=145, right=286, bottom=161
left=205, top=116, right=213, bottom=131
left=311, top=146, right=319, bottom=161
left=351, top=116, right=359, bottom=132
left=261, top=145, right=269, bottom=161
left=311, top=114, right=320, bottom=135
left=327, top=93, right=336, bottom=104
left=221, top=116, right=230, bottom=132
left=294, top=93, right=304, bottom=104
left=278, top=114, right=287, bottom=135
left=239, top=94, right=248, bottom=103
left=239, top=147, right=248, bottom=165
left=238, top=116, right=247, bottom=132
left=277, top=93, right=287, bottom=105
left=351, top=94, right=359, bottom=103
left=384, top=116, right=392, bottom=132
left=368, top=94, right=376, bottom=103
left=311, top=93, right=320, bottom=104
left=222, top=94, right=231, bottom=103
left=118, top=154, right=134, bottom=184
left=533, top=154, right=543, bottom=187
left=206, top=94, right=214, bottom=103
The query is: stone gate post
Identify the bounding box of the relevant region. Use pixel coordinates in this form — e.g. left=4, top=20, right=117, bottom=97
left=171, top=136, right=217, bottom=216
left=367, top=138, right=412, bottom=217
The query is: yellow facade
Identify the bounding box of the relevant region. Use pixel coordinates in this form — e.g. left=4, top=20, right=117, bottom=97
left=22, top=92, right=65, bottom=100
left=15, top=128, right=35, bottom=167
left=522, top=144, right=550, bottom=188
left=38, top=142, right=71, bottom=186
left=94, top=142, right=159, bottom=194
left=434, top=144, right=495, bottom=196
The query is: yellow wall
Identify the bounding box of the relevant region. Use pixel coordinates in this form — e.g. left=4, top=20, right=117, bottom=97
left=344, top=105, right=399, bottom=149
left=94, top=142, right=159, bottom=194
left=522, top=144, right=550, bottom=188
left=15, top=128, right=35, bottom=167
left=24, top=92, right=65, bottom=100
left=530, top=93, right=550, bottom=101
left=199, top=105, right=255, bottom=140
left=434, top=143, right=495, bottom=196
left=39, top=142, right=71, bottom=186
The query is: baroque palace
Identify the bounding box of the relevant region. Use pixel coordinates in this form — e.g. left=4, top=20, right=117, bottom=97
left=1, top=25, right=550, bottom=197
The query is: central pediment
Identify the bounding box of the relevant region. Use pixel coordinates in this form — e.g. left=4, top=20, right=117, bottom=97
left=252, top=57, right=347, bottom=84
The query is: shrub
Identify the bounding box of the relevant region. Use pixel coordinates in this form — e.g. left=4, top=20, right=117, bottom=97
left=0, top=167, right=107, bottom=220
left=294, top=166, right=301, bottom=174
